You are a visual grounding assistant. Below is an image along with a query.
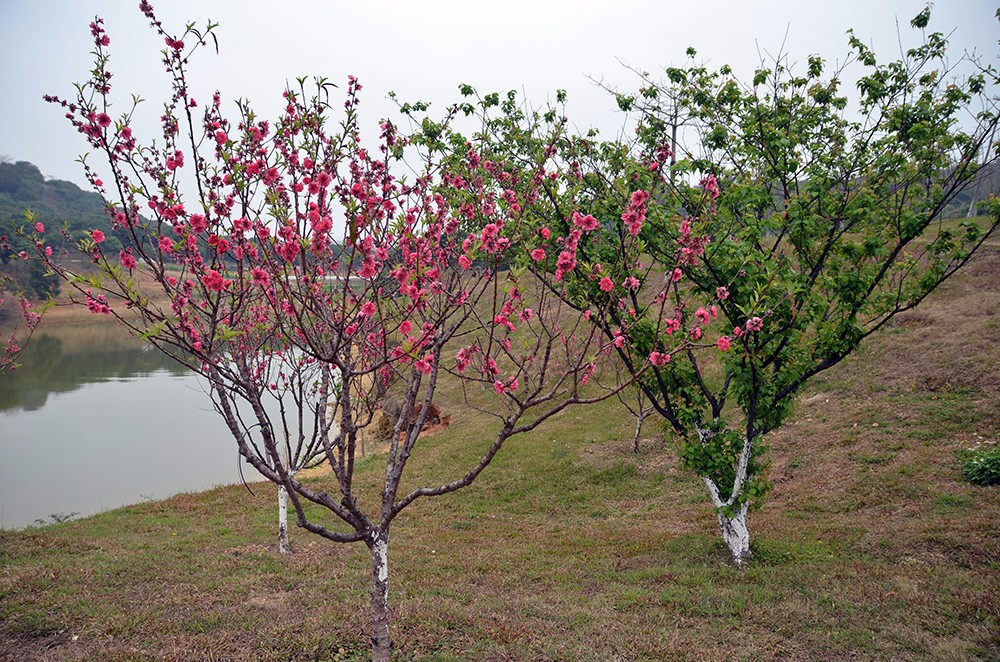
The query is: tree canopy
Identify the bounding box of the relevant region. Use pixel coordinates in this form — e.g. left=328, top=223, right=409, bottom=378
left=425, top=9, right=1000, bottom=563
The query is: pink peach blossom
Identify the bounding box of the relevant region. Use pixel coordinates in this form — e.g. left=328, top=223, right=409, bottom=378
left=250, top=267, right=270, bottom=287
left=119, top=250, right=138, bottom=270
left=649, top=351, right=670, bottom=367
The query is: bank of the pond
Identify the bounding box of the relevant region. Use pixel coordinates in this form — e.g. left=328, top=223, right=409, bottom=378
left=0, top=312, right=265, bottom=529
left=2, top=250, right=998, bottom=659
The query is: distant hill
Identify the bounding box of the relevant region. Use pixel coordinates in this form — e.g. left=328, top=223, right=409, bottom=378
left=0, top=159, right=117, bottom=248
left=0, top=159, right=121, bottom=301
left=941, top=160, right=1000, bottom=218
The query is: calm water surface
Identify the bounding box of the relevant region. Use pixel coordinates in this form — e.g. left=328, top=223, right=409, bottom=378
left=0, top=320, right=264, bottom=528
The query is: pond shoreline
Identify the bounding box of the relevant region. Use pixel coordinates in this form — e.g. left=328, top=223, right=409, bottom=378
left=0, top=316, right=260, bottom=529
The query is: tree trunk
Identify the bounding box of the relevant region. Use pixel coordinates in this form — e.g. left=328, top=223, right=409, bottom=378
left=277, top=484, right=291, bottom=554
left=669, top=106, right=678, bottom=186
left=369, top=529, right=392, bottom=662
left=717, top=502, right=751, bottom=566
left=633, top=410, right=644, bottom=453
left=697, top=427, right=754, bottom=567
left=968, top=123, right=996, bottom=217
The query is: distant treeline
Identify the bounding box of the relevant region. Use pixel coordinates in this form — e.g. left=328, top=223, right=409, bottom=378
left=942, top=160, right=1000, bottom=218
left=0, top=159, right=122, bottom=300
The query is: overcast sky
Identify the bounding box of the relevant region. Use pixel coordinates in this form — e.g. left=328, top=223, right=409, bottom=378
left=0, top=1, right=996, bottom=190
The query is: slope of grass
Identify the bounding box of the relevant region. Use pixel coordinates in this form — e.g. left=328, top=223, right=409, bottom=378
left=2, top=249, right=999, bottom=661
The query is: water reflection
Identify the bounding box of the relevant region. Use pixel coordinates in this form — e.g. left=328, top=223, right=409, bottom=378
left=0, top=323, right=187, bottom=412
left=0, top=319, right=263, bottom=529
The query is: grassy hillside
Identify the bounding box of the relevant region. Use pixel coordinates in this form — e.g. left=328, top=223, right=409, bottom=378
left=2, top=245, right=998, bottom=660
left=0, top=161, right=111, bottom=245
left=0, top=159, right=116, bottom=301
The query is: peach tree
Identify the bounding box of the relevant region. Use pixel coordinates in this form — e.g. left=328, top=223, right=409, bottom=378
left=24, top=4, right=694, bottom=658
left=444, top=9, right=1000, bottom=565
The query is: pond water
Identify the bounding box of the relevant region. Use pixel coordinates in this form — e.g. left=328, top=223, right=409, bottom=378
left=0, top=319, right=264, bottom=529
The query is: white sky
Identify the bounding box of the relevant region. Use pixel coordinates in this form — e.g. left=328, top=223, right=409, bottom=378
left=0, top=1, right=996, bottom=190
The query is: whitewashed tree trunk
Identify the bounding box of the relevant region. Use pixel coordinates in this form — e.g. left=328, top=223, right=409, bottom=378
left=697, top=427, right=755, bottom=566
left=369, top=529, right=392, bottom=662
left=277, top=484, right=291, bottom=554
left=717, top=502, right=751, bottom=566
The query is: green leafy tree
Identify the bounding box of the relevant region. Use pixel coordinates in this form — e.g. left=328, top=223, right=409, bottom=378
left=443, top=9, right=1000, bottom=564
left=1, top=224, right=61, bottom=301
left=0, top=160, right=120, bottom=254
left=623, top=11, right=999, bottom=563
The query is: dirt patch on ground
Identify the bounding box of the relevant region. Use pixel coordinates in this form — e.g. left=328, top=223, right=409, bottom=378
left=760, top=248, right=1000, bottom=563
left=577, top=432, right=678, bottom=477
left=2, top=266, right=177, bottom=331
left=871, top=247, right=1000, bottom=395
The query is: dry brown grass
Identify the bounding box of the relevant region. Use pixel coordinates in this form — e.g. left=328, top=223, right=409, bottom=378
left=2, top=249, right=999, bottom=660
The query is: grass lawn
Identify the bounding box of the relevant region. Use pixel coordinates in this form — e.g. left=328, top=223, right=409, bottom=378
left=2, top=248, right=999, bottom=661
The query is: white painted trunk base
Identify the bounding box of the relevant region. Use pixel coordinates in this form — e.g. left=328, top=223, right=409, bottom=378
left=696, top=426, right=755, bottom=566
left=373, top=537, right=389, bottom=588
left=718, top=503, right=751, bottom=566
left=277, top=484, right=290, bottom=554
left=370, top=531, right=392, bottom=662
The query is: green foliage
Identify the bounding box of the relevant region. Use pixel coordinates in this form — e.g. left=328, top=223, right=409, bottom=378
left=958, top=442, right=1000, bottom=486
left=428, top=9, right=999, bottom=542
left=0, top=160, right=115, bottom=249
left=0, top=159, right=121, bottom=300
left=613, top=11, right=999, bottom=522
left=1, top=214, right=60, bottom=300
left=30, top=512, right=79, bottom=527
left=676, top=422, right=771, bottom=512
